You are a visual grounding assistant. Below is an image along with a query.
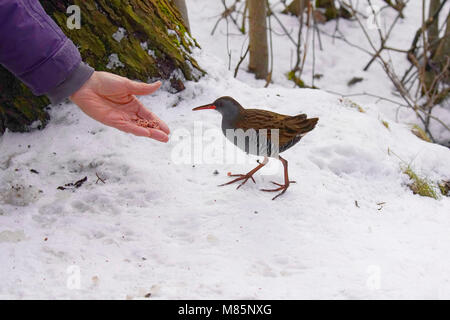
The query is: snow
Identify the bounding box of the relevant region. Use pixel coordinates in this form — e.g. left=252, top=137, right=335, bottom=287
left=106, top=53, right=125, bottom=70
left=140, top=41, right=148, bottom=50
left=148, top=49, right=157, bottom=59
left=112, top=27, right=127, bottom=43
left=1, top=0, right=450, bottom=299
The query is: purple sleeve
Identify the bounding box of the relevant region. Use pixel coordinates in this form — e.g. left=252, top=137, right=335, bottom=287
left=0, top=0, right=85, bottom=98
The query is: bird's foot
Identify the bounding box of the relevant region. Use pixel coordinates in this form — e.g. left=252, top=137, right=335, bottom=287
left=261, top=181, right=296, bottom=200
left=219, top=173, right=257, bottom=189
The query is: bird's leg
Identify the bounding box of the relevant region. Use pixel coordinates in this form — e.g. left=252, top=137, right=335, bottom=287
left=219, top=157, right=268, bottom=189
left=261, top=156, right=296, bottom=200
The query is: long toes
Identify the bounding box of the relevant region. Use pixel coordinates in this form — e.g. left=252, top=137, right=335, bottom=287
left=261, top=187, right=283, bottom=192
left=232, top=174, right=255, bottom=183
left=272, top=188, right=288, bottom=200
left=272, top=192, right=285, bottom=200
left=236, top=180, right=247, bottom=190
left=270, top=181, right=284, bottom=187
left=219, top=177, right=244, bottom=187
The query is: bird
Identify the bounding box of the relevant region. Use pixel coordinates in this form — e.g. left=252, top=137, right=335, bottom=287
left=193, top=96, right=318, bottom=200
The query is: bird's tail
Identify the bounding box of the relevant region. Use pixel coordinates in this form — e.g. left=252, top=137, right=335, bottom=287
left=287, top=115, right=319, bottom=135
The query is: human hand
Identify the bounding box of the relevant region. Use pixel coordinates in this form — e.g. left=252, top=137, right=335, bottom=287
left=70, top=71, right=170, bottom=142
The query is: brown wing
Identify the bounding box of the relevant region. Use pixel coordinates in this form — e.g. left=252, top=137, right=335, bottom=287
left=235, top=109, right=318, bottom=150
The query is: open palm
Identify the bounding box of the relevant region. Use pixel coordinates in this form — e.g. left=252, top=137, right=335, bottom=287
left=70, top=71, right=170, bottom=142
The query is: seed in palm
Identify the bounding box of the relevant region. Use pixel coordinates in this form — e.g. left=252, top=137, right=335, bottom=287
left=134, top=118, right=160, bottom=130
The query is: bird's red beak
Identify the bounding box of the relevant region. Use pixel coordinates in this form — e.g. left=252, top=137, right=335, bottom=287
left=193, top=104, right=216, bottom=111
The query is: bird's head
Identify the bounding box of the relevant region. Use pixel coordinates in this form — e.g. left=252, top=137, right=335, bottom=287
left=193, top=96, right=243, bottom=120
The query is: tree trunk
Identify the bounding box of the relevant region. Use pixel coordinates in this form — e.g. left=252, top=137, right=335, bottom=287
left=424, top=3, right=449, bottom=95
left=0, top=0, right=204, bottom=135
left=432, top=12, right=450, bottom=80
left=248, top=0, right=268, bottom=80
left=434, top=13, right=450, bottom=61
left=172, top=0, right=190, bottom=33
left=428, top=0, right=440, bottom=54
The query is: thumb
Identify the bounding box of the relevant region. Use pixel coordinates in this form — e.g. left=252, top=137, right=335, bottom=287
left=127, top=80, right=161, bottom=96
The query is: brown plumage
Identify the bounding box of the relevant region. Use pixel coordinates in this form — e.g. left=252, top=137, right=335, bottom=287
left=193, top=96, right=318, bottom=200
left=234, top=109, right=318, bottom=154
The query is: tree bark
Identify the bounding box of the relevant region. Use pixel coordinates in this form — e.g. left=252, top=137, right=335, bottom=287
left=172, top=0, right=190, bottom=32
left=248, top=0, right=268, bottom=80
left=0, top=0, right=204, bottom=135
left=428, top=0, right=440, bottom=54
left=432, top=12, right=450, bottom=77
left=424, top=3, right=448, bottom=95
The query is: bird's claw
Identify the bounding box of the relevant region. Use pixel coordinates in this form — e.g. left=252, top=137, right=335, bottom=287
left=230, top=174, right=256, bottom=184
left=219, top=173, right=256, bottom=189
left=270, top=180, right=296, bottom=187
left=261, top=181, right=294, bottom=200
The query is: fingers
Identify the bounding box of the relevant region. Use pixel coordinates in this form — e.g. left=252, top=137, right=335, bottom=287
left=117, top=122, right=169, bottom=143
left=148, top=128, right=170, bottom=143
left=116, top=122, right=150, bottom=137
left=127, top=80, right=162, bottom=96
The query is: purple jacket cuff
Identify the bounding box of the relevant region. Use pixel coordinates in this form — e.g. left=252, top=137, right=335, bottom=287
left=46, top=62, right=95, bottom=105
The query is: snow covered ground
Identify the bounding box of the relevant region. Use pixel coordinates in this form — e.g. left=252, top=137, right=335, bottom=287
left=0, top=1, right=450, bottom=299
